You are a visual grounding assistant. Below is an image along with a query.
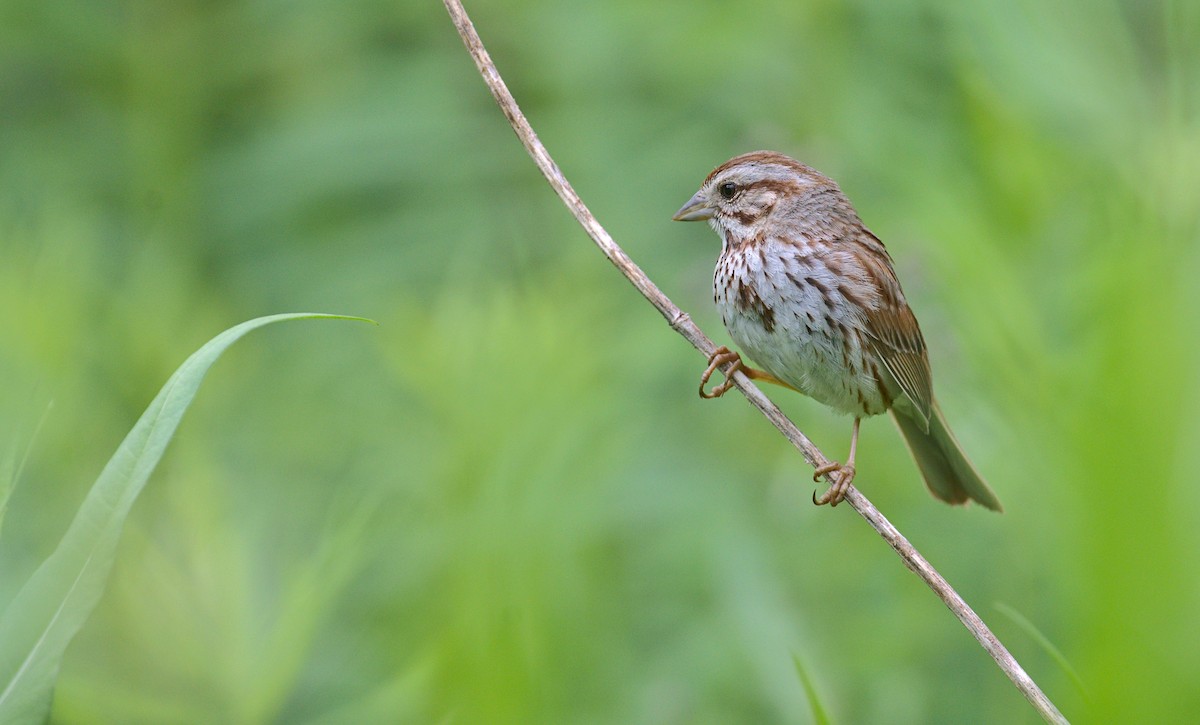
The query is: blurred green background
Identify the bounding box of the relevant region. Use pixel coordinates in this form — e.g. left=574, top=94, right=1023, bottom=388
left=2, top=0, right=1198, bottom=722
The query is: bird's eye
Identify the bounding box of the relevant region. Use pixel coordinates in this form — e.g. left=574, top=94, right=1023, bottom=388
left=718, top=181, right=737, bottom=200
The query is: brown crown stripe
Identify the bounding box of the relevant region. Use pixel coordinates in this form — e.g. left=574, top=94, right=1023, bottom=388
left=703, top=151, right=826, bottom=184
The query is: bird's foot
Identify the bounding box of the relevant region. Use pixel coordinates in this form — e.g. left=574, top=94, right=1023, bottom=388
left=699, top=346, right=744, bottom=399
left=812, top=462, right=856, bottom=507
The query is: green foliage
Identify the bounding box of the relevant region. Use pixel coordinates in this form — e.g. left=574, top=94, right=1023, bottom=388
left=994, top=602, right=1086, bottom=700
left=792, top=652, right=832, bottom=725
left=1, top=0, right=1198, bottom=722
left=0, top=314, right=367, bottom=723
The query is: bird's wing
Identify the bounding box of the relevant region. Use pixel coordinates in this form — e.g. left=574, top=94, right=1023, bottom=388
left=854, top=240, right=934, bottom=430
left=863, top=302, right=933, bottom=430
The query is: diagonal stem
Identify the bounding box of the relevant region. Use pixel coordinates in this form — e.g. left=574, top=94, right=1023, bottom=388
left=440, top=2, right=1067, bottom=723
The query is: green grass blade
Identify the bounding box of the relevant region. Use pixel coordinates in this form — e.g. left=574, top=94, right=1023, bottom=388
left=0, top=443, right=15, bottom=538
left=994, top=602, right=1088, bottom=699
left=792, top=651, right=833, bottom=725
left=0, top=313, right=371, bottom=724
left=0, top=401, right=53, bottom=538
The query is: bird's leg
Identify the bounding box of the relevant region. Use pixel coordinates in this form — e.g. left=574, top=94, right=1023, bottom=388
left=699, top=346, right=798, bottom=399
left=812, top=417, right=860, bottom=507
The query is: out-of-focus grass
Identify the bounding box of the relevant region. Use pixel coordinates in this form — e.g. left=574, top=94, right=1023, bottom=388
left=0, top=314, right=361, bottom=724
left=1, top=0, right=1197, bottom=722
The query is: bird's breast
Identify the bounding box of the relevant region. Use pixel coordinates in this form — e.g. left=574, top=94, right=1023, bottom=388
left=713, top=239, right=888, bottom=417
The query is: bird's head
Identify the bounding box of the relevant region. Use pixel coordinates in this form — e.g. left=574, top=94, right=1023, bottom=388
left=672, top=151, right=841, bottom=243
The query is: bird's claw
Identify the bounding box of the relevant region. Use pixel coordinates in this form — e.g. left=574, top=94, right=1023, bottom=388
left=699, top=346, right=744, bottom=399
left=811, top=462, right=855, bottom=507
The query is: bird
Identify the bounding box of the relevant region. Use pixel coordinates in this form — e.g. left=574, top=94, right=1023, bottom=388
left=672, top=150, right=1002, bottom=510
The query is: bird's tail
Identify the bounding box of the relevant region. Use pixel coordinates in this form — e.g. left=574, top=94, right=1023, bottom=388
left=889, top=400, right=1003, bottom=511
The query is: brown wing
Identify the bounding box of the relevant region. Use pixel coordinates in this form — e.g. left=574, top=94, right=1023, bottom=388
left=864, top=302, right=933, bottom=429
left=856, top=236, right=933, bottom=430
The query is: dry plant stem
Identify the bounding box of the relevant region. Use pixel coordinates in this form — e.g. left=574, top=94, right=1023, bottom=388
left=441, top=2, right=1067, bottom=723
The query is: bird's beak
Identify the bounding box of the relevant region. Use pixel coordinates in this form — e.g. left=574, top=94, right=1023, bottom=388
left=672, top=190, right=714, bottom=222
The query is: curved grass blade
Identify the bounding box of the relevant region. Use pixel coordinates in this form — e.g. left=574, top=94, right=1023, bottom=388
left=0, top=313, right=372, bottom=724
left=792, top=651, right=833, bottom=725
left=994, top=602, right=1088, bottom=699
left=0, top=401, right=53, bottom=538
